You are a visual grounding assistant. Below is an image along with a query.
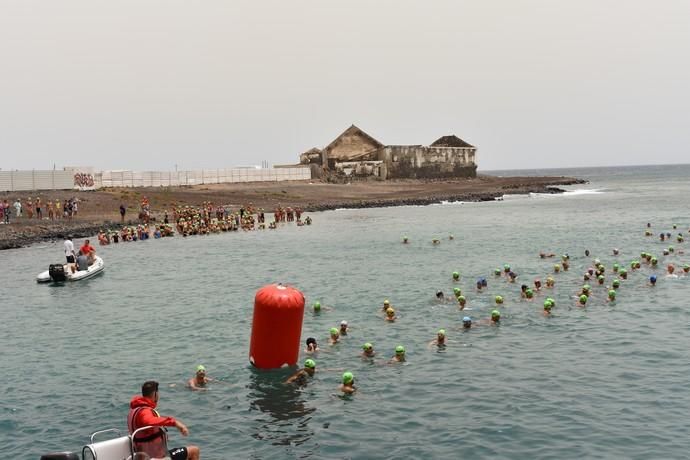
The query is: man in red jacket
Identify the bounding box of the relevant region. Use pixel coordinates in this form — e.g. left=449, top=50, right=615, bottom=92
left=127, top=380, right=200, bottom=460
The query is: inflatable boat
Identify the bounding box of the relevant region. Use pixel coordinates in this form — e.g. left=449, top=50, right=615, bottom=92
left=40, top=427, right=162, bottom=460
left=36, top=256, right=105, bottom=283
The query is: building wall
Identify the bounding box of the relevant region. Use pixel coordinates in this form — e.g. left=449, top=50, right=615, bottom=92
left=377, top=146, right=477, bottom=179
left=326, top=132, right=380, bottom=163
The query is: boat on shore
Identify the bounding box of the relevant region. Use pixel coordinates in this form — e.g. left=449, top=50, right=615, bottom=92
left=36, top=256, right=105, bottom=283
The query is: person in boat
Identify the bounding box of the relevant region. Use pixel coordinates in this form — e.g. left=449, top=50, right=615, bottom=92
left=63, top=235, right=76, bottom=264
left=74, top=250, right=89, bottom=272
left=80, top=239, right=96, bottom=264
left=187, top=365, right=212, bottom=391
left=128, top=380, right=200, bottom=460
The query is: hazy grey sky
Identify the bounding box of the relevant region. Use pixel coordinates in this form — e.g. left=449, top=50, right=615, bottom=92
left=1, top=1, right=689, bottom=171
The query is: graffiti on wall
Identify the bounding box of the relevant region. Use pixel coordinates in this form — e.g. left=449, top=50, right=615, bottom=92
left=73, top=172, right=95, bottom=190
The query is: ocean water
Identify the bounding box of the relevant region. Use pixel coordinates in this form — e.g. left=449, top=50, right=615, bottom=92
left=2, top=164, right=690, bottom=459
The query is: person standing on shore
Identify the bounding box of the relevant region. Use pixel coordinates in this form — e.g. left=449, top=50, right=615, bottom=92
left=2, top=199, right=9, bottom=224
left=35, top=197, right=42, bottom=220
left=120, top=203, right=126, bottom=223
left=13, top=198, right=21, bottom=218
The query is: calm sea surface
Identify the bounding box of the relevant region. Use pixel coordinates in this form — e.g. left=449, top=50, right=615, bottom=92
left=2, top=164, right=690, bottom=459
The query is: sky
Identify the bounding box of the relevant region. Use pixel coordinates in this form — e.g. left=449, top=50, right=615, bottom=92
left=1, top=0, right=689, bottom=172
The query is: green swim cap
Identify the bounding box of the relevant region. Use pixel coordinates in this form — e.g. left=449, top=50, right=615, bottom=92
left=452, top=271, right=460, bottom=279
left=684, top=264, right=690, bottom=269
left=504, top=264, right=510, bottom=270
left=494, top=268, right=501, bottom=275
left=342, top=371, right=354, bottom=384
left=613, top=263, right=620, bottom=269
left=554, top=264, right=560, bottom=269
left=651, top=257, right=658, bottom=264
left=395, top=345, right=405, bottom=354
left=583, top=284, right=591, bottom=291
left=196, top=365, right=206, bottom=373
left=362, top=342, right=373, bottom=350
left=491, top=309, right=501, bottom=319
left=526, top=289, right=533, bottom=297
left=579, top=294, right=588, bottom=303
left=438, top=329, right=446, bottom=336
left=613, top=279, right=620, bottom=287
left=313, top=301, right=321, bottom=309
left=458, top=295, right=466, bottom=302
left=329, top=327, right=339, bottom=335
left=598, top=275, right=605, bottom=280
left=544, top=301, right=553, bottom=310
left=620, top=269, right=627, bottom=275
left=453, top=287, right=461, bottom=295
left=608, top=290, right=616, bottom=298
left=495, top=295, right=503, bottom=304
left=304, top=359, right=316, bottom=369
left=669, top=246, right=675, bottom=252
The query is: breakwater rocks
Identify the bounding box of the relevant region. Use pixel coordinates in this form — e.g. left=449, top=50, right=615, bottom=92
left=0, top=222, right=119, bottom=251
left=303, top=184, right=577, bottom=212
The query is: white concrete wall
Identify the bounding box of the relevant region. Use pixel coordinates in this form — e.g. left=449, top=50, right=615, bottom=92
left=0, top=170, right=75, bottom=192
left=97, top=168, right=311, bottom=188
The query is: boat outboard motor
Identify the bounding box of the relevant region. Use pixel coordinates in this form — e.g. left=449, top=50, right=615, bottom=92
left=49, top=264, right=67, bottom=282
left=40, top=453, right=79, bottom=460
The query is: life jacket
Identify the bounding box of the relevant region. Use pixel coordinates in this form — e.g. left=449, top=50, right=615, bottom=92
left=127, top=406, right=168, bottom=458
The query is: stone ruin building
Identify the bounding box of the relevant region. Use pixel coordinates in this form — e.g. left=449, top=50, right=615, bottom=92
left=299, top=125, right=477, bottom=180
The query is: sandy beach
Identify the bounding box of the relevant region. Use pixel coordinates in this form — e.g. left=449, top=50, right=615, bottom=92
left=0, top=175, right=584, bottom=249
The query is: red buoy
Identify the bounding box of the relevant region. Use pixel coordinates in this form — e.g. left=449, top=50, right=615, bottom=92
left=249, top=283, right=305, bottom=369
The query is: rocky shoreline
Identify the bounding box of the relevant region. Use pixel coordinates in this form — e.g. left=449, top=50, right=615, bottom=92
left=0, top=181, right=583, bottom=250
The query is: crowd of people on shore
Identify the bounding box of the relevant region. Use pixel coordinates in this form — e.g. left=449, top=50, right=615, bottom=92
left=97, top=200, right=312, bottom=246
left=0, top=196, right=80, bottom=224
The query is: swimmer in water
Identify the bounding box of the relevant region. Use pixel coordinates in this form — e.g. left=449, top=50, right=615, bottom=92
left=539, top=251, right=555, bottom=259
left=494, top=268, right=502, bottom=277
left=562, top=260, right=569, bottom=271
left=546, top=276, right=555, bottom=288
left=452, top=271, right=460, bottom=281
left=597, top=275, right=605, bottom=285
left=428, top=329, right=446, bottom=348
left=503, top=264, right=511, bottom=275
left=187, top=365, right=213, bottom=391
left=285, top=359, right=316, bottom=386
left=476, top=279, right=483, bottom=291
left=578, top=294, right=588, bottom=307
left=585, top=249, right=590, bottom=257
left=584, top=273, right=591, bottom=282
left=667, top=264, right=677, bottom=278
left=361, top=343, right=376, bottom=359
left=390, top=345, right=406, bottom=363
left=457, top=295, right=466, bottom=310
left=453, top=287, right=461, bottom=299
left=329, top=327, right=340, bottom=344
left=613, top=263, right=620, bottom=273
left=534, top=279, right=542, bottom=291
left=462, top=316, right=472, bottom=329
left=340, top=372, right=356, bottom=394
left=553, top=264, right=561, bottom=273
left=649, top=275, right=657, bottom=286
left=651, top=257, right=658, bottom=267
left=581, top=284, right=592, bottom=296
left=683, top=264, right=690, bottom=274
left=494, top=295, right=504, bottom=306
left=613, top=248, right=619, bottom=255
left=432, top=238, right=440, bottom=245
left=305, top=337, right=320, bottom=353
left=339, top=321, right=349, bottom=335
left=402, top=235, right=409, bottom=244
left=449, top=234, right=454, bottom=240
left=385, top=308, right=397, bottom=322
left=611, top=279, right=621, bottom=290
left=619, top=269, right=628, bottom=280
left=543, top=299, right=553, bottom=316
left=508, top=271, right=517, bottom=282
left=490, top=310, right=501, bottom=324
left=520, top=284, right=528, bottom=298
left=607, top=290, right=616, bottom=302
left=436, top=290, right=445, bottom=301
left=382, top=299, right=392, bottom=312
left=525, top=288, right=534, bottom=301
left=312, top=301, right=332, bottom=313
